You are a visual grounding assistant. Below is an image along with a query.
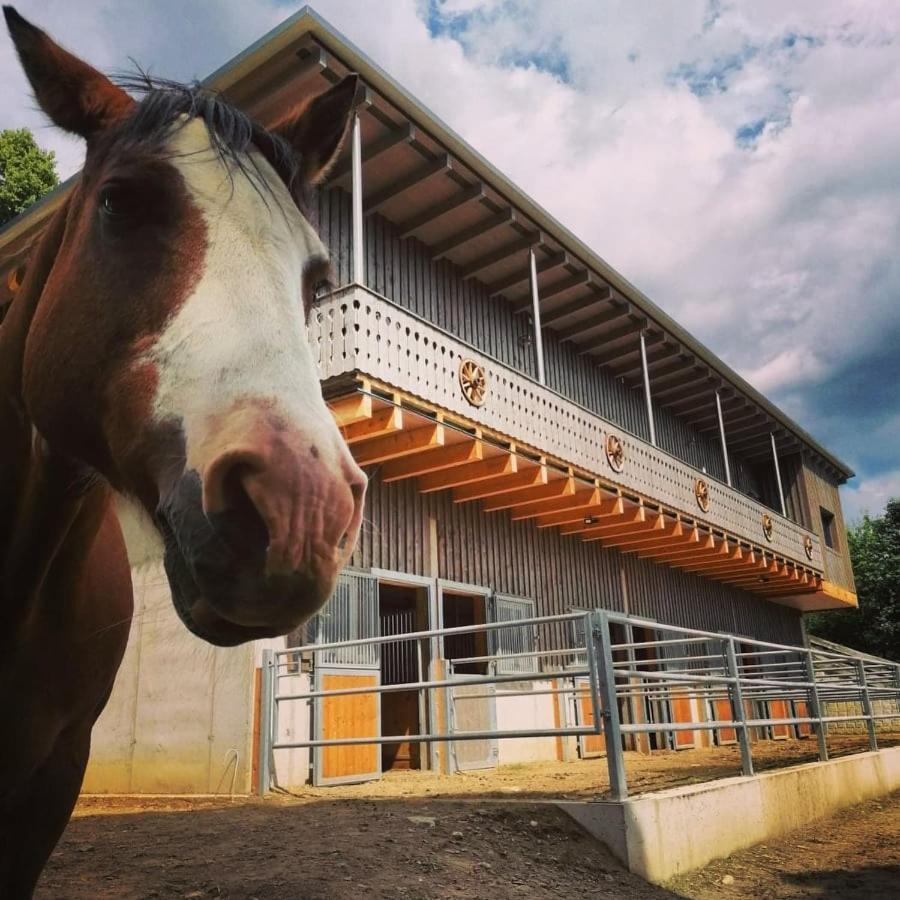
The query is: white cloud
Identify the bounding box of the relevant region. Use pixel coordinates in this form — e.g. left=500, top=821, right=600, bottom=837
left=2, top=0, right=898, bottom=509
left=842, top=468, right=900, bottom=523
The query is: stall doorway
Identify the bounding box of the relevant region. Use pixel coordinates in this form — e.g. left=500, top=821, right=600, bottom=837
left=379, top=583, right=428, bottom=771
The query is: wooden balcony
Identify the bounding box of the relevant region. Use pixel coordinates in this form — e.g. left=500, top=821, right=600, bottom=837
left=311, top=287, right=851, bottom=611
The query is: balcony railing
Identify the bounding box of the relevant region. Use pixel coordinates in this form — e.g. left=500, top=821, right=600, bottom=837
left=310, top=285, right=824, bottom=577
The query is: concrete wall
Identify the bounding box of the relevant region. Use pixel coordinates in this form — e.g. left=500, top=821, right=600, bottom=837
left=560, top=745, right=900, bottom=884
left=495, top=680, right=559, bottom=765
left=83, top=562, right=256, bottom=794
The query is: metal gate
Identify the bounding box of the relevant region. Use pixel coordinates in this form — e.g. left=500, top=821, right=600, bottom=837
left=258, top=608, right=900, bottom=800
left=308, top=571, right=381, bottom=786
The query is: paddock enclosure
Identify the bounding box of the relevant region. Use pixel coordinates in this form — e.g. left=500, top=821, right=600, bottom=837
left=0, top=7, right=871, bottom=797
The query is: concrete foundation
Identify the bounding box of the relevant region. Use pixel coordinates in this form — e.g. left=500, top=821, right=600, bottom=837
left=559, top=745, right=900, bottom=884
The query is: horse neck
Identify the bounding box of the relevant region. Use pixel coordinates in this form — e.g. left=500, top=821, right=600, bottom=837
left=0, top=200, right=108, bottom=614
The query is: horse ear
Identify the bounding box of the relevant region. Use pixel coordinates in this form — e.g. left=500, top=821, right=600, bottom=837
left=3, top=6, right=133, bottom=139
left=276, top=74, right=360, bottom=185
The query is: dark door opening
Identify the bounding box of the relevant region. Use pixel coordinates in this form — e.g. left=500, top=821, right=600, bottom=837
left=441, top=591, right=489, bottom=675
left=379, top=583, right=427, bottom=771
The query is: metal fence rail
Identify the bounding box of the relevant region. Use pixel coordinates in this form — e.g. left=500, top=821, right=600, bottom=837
left=257, top=610, right=900, bottom=799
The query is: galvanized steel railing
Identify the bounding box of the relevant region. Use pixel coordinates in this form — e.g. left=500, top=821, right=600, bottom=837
left=258, top=610, right=900, bottom=799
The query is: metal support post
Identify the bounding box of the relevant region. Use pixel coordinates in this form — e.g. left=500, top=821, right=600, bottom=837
left=770, top=432, right=787, bottom=517
left=351, top=113, right=364, bottom=285
left=640, top=331, right=656, bottom=446
left=856, top=659, right=878, bottom=752
left=528, top=249, right=546, bottom=384
left=715, top=391, right=732, bottom=487
left=804, top=649, right=829, bottom=762
left=593, top=610, right=628, bottom=800
left=725, top=638, right=754, bottom=777
left=257, top=649, right=275, bottom=796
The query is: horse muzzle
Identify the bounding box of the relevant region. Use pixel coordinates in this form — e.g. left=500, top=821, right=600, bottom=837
left=156, top=409, right=366, bottom=646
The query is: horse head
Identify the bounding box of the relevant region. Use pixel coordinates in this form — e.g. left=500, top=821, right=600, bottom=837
left=4, top=7, right=367, bottom=645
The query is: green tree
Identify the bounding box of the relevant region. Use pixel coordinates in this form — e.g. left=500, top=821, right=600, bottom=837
left=0, top=127, right=59, bottom=226
left=807, top=498, right=900, bottom=660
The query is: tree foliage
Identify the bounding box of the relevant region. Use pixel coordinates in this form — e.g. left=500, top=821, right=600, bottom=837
left=807, top=498, right=900, bottom=661
left=0, top=128, right=59, bottom=226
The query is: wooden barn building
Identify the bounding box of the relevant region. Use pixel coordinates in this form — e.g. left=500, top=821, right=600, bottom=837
left=0, top=7, right=858, bottom=792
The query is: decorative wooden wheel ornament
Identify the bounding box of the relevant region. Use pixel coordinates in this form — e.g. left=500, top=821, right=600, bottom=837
left=694, top=478, right=710, bottom=513
left=804, top=535, right=814, bottom=560
left=458, top=358, right=487, bottom=407
left=762, top=513, right=774, bottom=542
left=605, top=433, right=625, bottom=473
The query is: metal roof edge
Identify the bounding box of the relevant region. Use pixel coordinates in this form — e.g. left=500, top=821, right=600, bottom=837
left=0, top=5, right=855, bottom=480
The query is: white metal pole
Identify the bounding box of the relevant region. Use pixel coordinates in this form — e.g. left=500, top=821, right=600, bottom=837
left=640, top=331, right=656, bottom=446
left=770, top=432, right=787, bottom=517
left=351, top=113, right=364, bottom=285
left=528, top=249, right=546, bottom=384
left=716, top=391, right=732, bottom=486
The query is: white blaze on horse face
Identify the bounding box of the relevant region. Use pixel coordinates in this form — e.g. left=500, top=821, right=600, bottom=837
left=149, top=119, right=338, bottom=486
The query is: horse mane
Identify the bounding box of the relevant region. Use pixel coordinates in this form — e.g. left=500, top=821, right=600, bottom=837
left=111, top=73, right=308, bottom=208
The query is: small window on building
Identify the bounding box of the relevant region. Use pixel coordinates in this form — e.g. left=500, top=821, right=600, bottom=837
left=820, top=507, right=837, bottom=550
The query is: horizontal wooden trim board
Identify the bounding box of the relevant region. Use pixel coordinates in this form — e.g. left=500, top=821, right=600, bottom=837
left=325, top=383, right=848, bottom=608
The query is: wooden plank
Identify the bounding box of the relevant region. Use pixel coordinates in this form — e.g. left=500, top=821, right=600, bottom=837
left=330, top=393, right=373, bottom=428
left=676, top=546, right=749, bottom=574
left=453, top=466, right=546, bottom=503
left=560, top=505, right=646, bottom=537
left=619, top=525, right=700, bottom=555
left=534, top=494, right=623, bottom=528
left=354, top=424, right=444, bottom=467
left=641, top=536, right=730, bottom=564
left=380, top=440, right=482, bottom=482
left=342, top=406, right=402, bottom=443
left=671, top=693, right=696, bottom=749
left=481, top=476, right=574, bottom=512
left=419, top=454, right=516, bottom=493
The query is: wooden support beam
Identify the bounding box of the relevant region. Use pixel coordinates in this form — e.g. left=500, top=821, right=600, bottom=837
left=581, top=322, right=661, bottom=359
left=534, top=494, right=624, bottom=529
left=354, top=423, right=444, bottom=467
left=539, top=290, right=616, bottom=328
left=481, top=476, right=574, bottom=512
left=342, top=406, right=402, bottom=443
left=560, top=504, right=646, bottom=537
left=591, top=517, right=683, bottom=548
left=512, top=271, right=593, bottom=314
left=580, top=510, right=663, bottom=542
left=431, top=208, right=516, bottom=261
left=511, top=485, right=599, bottom=521
left=553, top=306, right=631, bottom=343
left=365, top=154, right=451, bottom=215
left=453, top=465, right=546, bottom=503
left=485, top=250, right=568, bottom=297
left=638, top=534, right=728, bottom=563
left=380, top=440, right=483, bottom=482
left=329, top=393, right=373, bottom=428
left=614, top=522, right=700, bottom=553
left=329, top=122, right=415, bottom=182
left=418, top=454, right=516, bottom=493
left=462, top=232, right=543, bottom=280
left=396, top=184, right=484, bottom=238
left=676, top=546, right=751, bottom=574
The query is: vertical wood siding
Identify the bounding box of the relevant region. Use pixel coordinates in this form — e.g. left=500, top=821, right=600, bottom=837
left=350, top=472, right=806, bottom=647
left=800, top=458, right=856, bottom=591
left=317, top=185, right=779, bottom=520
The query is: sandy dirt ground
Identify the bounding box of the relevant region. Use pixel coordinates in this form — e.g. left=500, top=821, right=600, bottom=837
left=36, top=738, right=899, bottom=899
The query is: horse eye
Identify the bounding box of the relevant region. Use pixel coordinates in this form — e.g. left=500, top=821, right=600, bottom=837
left=313, top=279, right=332, bottom=300
left=99, top=183, right=137, bottom=219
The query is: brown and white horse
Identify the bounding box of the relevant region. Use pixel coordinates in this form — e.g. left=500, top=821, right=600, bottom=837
left=0, top=7, right=366, bottom=894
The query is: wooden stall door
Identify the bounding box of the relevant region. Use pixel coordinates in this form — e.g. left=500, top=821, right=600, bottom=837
left=768, top=699, right=791, bottom=740
left=575, top=678, right=606, bottom=757
left=793, top=699, right=813, bottom=738
left=671, top=691, right=696, bottom=749
left=711, top=697, right=737, bottom=745
left=314, top=667, right=381, bottom=786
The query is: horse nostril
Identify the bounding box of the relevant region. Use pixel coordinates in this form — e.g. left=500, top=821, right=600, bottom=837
left=338, top=532, right=350, bottom=550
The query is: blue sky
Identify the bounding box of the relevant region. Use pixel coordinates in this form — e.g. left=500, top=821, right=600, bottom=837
left=2, top=0, right=898, bottom=520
